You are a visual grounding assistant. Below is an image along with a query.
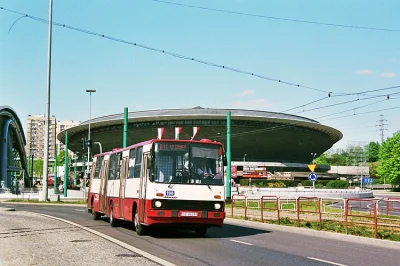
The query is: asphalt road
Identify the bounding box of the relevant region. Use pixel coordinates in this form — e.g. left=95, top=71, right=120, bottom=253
left=2, top=203, right=400, bottom=266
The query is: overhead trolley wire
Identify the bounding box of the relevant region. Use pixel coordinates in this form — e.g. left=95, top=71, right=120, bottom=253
left=1, top=6, right=329, bottom=94
left=148, top=0, right=400, bottom=33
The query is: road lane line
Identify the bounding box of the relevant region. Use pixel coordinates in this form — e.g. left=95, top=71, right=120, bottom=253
left=308, top=257, right=348, bottom=266
left=38, top=213, right=176, bottom=266
left=230, top=239, right=253, bottom=246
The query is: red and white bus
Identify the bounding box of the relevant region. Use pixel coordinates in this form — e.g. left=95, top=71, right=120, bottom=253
left=87, top=138, right=226, bottom=236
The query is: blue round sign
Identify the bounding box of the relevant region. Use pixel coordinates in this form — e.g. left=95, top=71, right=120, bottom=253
left=308, top=172, right=318, bottom=182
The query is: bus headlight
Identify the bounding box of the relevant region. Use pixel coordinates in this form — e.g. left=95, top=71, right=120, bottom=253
left=154, top=201, right=162, bottom=208
left=214, top=203, right=221, bottom=210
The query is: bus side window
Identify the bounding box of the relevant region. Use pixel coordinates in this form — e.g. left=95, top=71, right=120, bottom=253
left=94, top=156, right=103, bottom=179
left=108, top=154, right=118, bottom=180
left=134, top=147, right=143, bottom=178
left=128, top=148, right=136, bottom=178
left=115, top=152, right=122, bottom=179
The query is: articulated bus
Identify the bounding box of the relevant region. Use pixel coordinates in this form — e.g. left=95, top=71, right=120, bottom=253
left=87, top=138, right=226, bottom=236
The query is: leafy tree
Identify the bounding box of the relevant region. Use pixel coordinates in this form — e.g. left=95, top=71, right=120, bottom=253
left=369, top=161, right=380, bottom=180
left=367, top=141, right=380, bottom=162
left=377, top=132, right=400, bottom=187
left=314, top=149, right=348, bottom=166
left=33, top=159, right=43, bottom=177
left=57, top=150, right=72, bottom=166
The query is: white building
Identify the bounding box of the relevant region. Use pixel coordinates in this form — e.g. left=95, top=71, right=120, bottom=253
left=25, top=114, right=57, bottom=160
left=56, top=120, right=81, bottom=154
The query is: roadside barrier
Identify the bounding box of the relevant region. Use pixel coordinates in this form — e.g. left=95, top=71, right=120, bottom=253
left=229, top=194, right=400, bottom=239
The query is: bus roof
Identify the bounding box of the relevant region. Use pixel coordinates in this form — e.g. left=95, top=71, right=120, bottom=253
left=93, top=138, right=223, bottom=157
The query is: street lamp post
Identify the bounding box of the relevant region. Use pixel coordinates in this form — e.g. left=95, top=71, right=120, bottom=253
left=311, top=153, right=317, bottom=164
left=85, top=89, right=96, bottom=197
left=243, top=154, right=247, bottom=162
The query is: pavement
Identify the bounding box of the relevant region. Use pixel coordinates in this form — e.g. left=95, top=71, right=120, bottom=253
left=0, top=189, right=175, bottom=266
left=0, top=206, right=174, bottom=266
left=0, top=188, right=87, bottom=201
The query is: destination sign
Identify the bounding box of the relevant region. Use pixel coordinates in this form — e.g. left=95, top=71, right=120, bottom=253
left=158, top=143, right=188, bottom=152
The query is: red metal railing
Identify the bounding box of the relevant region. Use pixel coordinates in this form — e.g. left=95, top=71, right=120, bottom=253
left=231, top=194, right=247, bottom=219
left=260, top=196, right=280, bottom=224
left=296, top=197, right=322, bottom=230
left=345, top=198, right=378, bottom=238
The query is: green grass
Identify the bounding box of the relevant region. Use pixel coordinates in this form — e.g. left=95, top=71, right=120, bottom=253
left=4, top=199, right=87, bottom=205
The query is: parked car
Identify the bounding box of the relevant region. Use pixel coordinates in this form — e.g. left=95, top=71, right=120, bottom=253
left=47, top=174, right=55, bottom=186
left=47, top=175, right=62, bottom=186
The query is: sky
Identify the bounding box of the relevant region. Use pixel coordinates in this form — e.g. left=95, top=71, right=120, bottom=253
left=1, top=0, right=399, bottom=152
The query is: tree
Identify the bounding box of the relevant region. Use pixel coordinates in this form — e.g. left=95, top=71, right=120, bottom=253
left=314, top=149, right=348, bottom=166
left=377, top=132, right=400, bottom=188
left=57, top=150, right=72, bottom=166
left=367, top=141, right=380, bottom=162
left=369, top=161, right=380, bottom=180
left=33, top=159, right=43, bottom=177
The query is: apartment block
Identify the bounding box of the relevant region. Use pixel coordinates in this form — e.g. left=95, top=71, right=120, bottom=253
left=25, top=115, right=57, bottom=160
left=56, top=120, right=81, bottom=153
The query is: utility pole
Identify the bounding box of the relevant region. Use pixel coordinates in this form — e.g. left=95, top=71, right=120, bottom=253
left=41, top=0, right=53, bottom=201
left=376, top=114, right=388, bottom=144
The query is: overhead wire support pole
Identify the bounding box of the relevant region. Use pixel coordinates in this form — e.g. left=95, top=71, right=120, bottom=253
left=85, top=89, right=96, bottom=200
left=41, top=0, right=53, bottom=201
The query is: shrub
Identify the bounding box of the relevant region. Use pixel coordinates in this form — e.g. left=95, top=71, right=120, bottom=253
left=326, top=180, right=348, bottom=189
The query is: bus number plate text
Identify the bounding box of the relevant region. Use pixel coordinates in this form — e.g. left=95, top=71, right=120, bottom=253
left=181, top=212, right=198, bottom=217
left=165, top=190, right=175, bottom=197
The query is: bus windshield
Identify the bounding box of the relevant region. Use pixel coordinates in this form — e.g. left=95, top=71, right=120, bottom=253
left=152, top=142, right=224, bottom=185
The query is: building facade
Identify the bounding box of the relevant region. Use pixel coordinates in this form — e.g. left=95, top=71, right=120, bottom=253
left=56, top=120, right=80, bottom=153
left=25, top=115, right=57, bottom=160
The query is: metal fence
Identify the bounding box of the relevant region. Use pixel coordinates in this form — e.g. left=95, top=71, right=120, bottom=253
left=230, top=195, right=400, bottom=239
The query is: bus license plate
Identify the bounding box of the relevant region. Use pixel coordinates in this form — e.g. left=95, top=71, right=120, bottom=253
left=180, top=212, right=198, bottom=217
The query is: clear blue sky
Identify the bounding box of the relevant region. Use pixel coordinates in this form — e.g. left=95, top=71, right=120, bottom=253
left=1, top=0, right=399, bottom=151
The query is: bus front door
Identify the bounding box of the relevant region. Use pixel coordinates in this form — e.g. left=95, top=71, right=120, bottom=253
left=119, top=157, right=128, bottom=219
left=99, top=160, right=109, bottom=214
left=138, top=153, right=150, bottom=224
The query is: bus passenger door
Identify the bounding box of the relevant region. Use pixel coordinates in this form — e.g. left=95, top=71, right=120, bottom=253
left=99, top=160, right=109, bottom=214
left=138, top=152, right=150, bottom=224
left=119, top=157, right=128, bottom=218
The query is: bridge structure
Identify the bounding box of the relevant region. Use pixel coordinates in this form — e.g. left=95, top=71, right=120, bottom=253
left=0, top=106, right=29, bottom=190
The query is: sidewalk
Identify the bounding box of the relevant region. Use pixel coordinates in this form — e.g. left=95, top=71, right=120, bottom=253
left=0, top=207, right=174, bottom=266
left=0, top=188, right=86, bottom=201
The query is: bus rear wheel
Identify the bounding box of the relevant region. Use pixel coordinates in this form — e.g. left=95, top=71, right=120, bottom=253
left=92, top=208, right=100, bottom=220
left=109, top=203, right=118, bottom=227
left=134, top=209, right=146, bottom=235
left=91, top=199, right=100, bottom=220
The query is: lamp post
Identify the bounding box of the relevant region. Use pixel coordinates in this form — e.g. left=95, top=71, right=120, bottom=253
left=311, top=153, right=317, bottom=164
left=41, top=0, right=53, bottom=201
left=85, top=89, right=96, bottom=197
left=243, top=154, right=247, bottom=162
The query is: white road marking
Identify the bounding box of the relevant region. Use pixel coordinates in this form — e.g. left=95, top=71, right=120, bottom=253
left=230, top=239, right=253, bottom=246
left=74, top=209, right=86, bottom=212
left=308, top=257, right=348, bottom=266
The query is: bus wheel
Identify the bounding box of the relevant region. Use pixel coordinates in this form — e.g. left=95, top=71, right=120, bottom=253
left=194, top=226, right=207, bottom=237
left=109, top=203, right=118, bottom=227
left=91, top=200, right=100, bottom=220
left=134, top=209, right=146, bottom=235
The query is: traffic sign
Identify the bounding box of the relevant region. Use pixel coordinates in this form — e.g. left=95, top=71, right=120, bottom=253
left=308, top=164, right=316, bottom=172
left=308, top=172, right=318, bottom=182
left=85, top=140, right=92, bottom=148
left=361, top=177, right=374, bottom=183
